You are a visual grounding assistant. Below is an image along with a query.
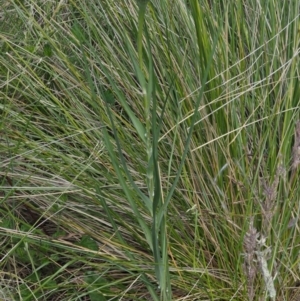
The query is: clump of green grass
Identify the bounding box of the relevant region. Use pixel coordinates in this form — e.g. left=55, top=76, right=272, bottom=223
left=1, top=0, right=300, bottom=300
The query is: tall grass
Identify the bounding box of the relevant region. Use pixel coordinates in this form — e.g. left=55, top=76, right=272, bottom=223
left=0, top=0, right=300, bottom=300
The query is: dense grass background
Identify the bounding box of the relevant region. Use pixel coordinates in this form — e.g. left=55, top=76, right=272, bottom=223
left=0, top=0, right=300, bottom=300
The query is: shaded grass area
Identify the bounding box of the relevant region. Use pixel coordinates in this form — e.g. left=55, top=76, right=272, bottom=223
left=0, top=0, right=300, bottom=300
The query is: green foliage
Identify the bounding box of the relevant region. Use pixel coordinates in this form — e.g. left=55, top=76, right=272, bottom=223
left=43, top=43, right=52, bottom=57
left=84, top=272, right=109, bottom=301
left=0, top=0, right=299, bottom=300
left=77, top=235, right=98, bottom=251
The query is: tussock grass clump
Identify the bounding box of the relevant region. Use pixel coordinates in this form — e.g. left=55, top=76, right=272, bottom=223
left=0, top=0, right=300, bottom=300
